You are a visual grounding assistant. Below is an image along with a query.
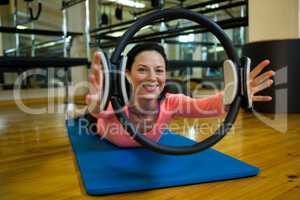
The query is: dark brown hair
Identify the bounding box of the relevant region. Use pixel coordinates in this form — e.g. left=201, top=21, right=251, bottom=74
left=126, top=42, right=167, bottom=71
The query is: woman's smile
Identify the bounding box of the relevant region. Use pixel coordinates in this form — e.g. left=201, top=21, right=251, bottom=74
left=142, top=83, right=160, bottom=93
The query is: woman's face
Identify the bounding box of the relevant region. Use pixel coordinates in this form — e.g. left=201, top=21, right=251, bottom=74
left=126, top=50, right=166, bottom=100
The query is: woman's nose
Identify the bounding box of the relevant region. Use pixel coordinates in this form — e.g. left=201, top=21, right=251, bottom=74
left=147, top=69, right=157, bottom=81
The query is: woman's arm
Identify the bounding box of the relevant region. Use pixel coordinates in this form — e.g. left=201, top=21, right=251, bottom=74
left=170, top=59, right=275, bottom=118
left=83, top=52, right=106, bottom=134
left=170, top=92, right=225, bottom=118
left=85, top=52, right=104, bottom=118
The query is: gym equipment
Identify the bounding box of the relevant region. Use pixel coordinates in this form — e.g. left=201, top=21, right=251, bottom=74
left=0, top=56, right=89, bottom=95
left=93, top=1, right=247, bottom=49
left=96, top=8, right=252, bottom=155
left=115, top=5, right=123, bottom=21
left=0, top=56, right=89, bottom=72
left=1, top=0, right=91, bottom=104
left=66, top=117, right=259, bottom=195
left=0, top=26, right=82, bottom=36
left=25, top=0, right=42, bottom=21
left=91, top=0, right=247, bottom=37
left=95, top=17, right=247, bottom=49
left=243, top=39, right=300, bottom=113
left=0, top=0, right=9, bottom=5
left=62, top=0, right=86, bottom=9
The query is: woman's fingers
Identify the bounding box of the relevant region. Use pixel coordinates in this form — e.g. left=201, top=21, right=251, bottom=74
left=86, top=52, right=105, bottom=114
left=253, top=95, right=272, bottom=102
left=250, top=59, right=270, bottom=79
left=251, top=70, right=275, bottom=87
left=89, top=52, right=105, bottom=93
left=92, top=52, right=103, bottom=84
left=85, top=94, right=100, bottom=113
left=86, top=79, right=101, bottom=114
left=89, top=74, right=99, bottom=88
left=86, top=93, right=99, bottom=104
left=252, top=79, right=273, bottom=94
left=89, top=74, right=100, bottom=96
left=249, top=59, right=275, bottom=102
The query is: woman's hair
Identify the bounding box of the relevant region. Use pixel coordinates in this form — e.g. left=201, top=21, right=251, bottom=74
left=126, top=42, right=167, bottom=71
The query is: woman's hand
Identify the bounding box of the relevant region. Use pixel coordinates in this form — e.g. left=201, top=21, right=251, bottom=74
left=250, top=59, right=275, bottom=102
left=86, top=52, right=103, bottom=117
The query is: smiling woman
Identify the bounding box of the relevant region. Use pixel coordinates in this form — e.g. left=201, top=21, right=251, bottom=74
left=77, top=1, right=277, bottom=152
left=85, top=41, right=274, bottom=150
left=1, top=0, right=299, bottom=198
left=125, top=43, right=167, bottom=101
left=104, top=7, right=278, bottom=155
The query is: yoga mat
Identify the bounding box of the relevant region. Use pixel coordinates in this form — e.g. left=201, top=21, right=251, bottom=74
left=66, top=118, right=259, bottom=195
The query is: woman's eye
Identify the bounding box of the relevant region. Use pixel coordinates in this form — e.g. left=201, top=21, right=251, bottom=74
left=156, top=69, right=164, bottom=73
left=138, top=68, right=146, bottom=72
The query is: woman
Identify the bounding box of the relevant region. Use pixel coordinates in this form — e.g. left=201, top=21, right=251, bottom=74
left=85, top=43, right=275, bottom=147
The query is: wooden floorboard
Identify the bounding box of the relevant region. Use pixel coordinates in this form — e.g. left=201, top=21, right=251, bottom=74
left=0, top=104, right=299, bottom=200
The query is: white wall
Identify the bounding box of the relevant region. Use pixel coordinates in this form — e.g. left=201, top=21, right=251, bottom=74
left=249, top=0, right=300, bottom=42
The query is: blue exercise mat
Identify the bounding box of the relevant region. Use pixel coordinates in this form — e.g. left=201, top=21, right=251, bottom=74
left=66, top=118, right=259, bottom=196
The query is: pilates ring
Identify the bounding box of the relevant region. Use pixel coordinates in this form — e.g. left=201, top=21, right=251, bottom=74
left=104, top=8, right=252, bottom=155
left=97, top=52, right=111, bottom=112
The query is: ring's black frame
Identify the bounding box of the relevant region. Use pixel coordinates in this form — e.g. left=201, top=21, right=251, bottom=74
left=109, top=8, right=242, bottom=155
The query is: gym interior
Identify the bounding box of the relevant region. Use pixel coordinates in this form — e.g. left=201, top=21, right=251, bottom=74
left=0, top=0, right=299, bottom=199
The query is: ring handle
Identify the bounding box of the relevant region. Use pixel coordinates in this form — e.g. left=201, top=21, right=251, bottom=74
left=98, top=51, right=111, bottom=112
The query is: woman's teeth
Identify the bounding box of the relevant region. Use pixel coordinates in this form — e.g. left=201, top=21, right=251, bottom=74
left=143, top=84, right=159, bottom=92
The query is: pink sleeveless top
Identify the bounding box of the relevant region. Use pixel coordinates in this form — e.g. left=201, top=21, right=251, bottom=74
left=95, top=93, right=225, bottom=147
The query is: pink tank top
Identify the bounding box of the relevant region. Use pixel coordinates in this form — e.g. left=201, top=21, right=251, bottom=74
left=95, top=93, right=225, bottom=147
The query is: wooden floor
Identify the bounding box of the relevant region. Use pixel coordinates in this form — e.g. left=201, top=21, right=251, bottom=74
left=0, top=104, right=299, bottom=200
